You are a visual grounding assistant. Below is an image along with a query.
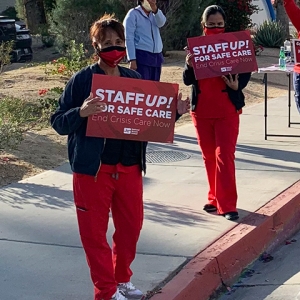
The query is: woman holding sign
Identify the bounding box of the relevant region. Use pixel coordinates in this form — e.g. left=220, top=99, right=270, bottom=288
left=284, top=0, right=300, bottom=113
left=51, top=14, right=189, bottom=300
left=183, top=5, right=251, bottom=221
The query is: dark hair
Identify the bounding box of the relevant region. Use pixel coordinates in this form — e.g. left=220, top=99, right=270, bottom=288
left=90, top=13, right=125, bottom=44
left=137, top=0, right=142, bottom=5
left=201, top=5, right=226, bottom=24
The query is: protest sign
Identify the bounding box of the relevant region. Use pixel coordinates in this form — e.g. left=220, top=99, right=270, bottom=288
left=86, top=74, right=179, bottom=143
left=292, top=39, right=300, bottom=64
left=187, top=30, right=258, bottom=80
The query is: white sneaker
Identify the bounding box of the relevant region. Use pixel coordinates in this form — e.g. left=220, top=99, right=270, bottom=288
left=111, top=289, right=128, bottom=300
left=118, top=282, right=144, bottom=299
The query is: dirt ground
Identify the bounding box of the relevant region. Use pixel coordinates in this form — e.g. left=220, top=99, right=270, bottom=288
left=0, top=46, right=289, bottom=187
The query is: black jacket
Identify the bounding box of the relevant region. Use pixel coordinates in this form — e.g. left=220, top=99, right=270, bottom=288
left=183, top=63, right=251, bottom=111
left=51, top=63, right=148, bottom=177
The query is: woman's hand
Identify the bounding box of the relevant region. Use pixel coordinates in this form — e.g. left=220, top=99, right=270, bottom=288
left=186, top=53, right=194, bottom=68
left=129, top=60, right=137, bottom=71
left=148, top=0, right=158, bottom=12
left=79, top=93, right=106, bottom=118
left=177, top=93, right=190, bottom=115
left=222, top=74, right=239, bottom=91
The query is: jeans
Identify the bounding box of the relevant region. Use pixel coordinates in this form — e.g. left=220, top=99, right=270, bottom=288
left=293, top=71, right=300, bottom=113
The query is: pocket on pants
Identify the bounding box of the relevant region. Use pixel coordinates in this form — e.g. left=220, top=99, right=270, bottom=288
left=76, top=209, right=108, bottom=243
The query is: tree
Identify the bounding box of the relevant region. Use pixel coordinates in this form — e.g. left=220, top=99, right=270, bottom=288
left=23, top=0, right=47, bottom=34
left=215, top=0, right=259, bottom=32
left=50, top=0, right=131, bottom=51
left=44, top=0, right=56, bottom=14
left=16, top=0, right=56, bottom=20
left=160, top=0, right=213, bottom=51
left=273, top=0, right=290, bottom=38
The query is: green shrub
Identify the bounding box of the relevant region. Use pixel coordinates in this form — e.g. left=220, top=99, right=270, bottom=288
left=253, top=21, right=286, bottom=48
left=38, top=87, right=62, bottom=124
left=0, top=97, right=40, bottom=150
left=160, top=0, right=259, bottom=51
left=0, top=89, right=64, bottom=150
left=15, top=0, right=25, bottom=20
left=160, top=0, right=212, bottom=51
left=38, top=24, right=56, bottom=48
left=45, top=40, right=92, bottom=77
left=0, top=41, right=14, bottom=74
left=49, top=0, right=127, bottom=52
left=44, top=0, right=57, bottom=14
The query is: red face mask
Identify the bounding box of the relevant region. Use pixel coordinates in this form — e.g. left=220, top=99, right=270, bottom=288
left=204, top=27, right=225, bottom=36
left=97, top=46, right=126, bottom=68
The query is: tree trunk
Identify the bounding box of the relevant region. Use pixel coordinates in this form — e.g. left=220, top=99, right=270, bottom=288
left=276, top=0, right=290, bottom=38
left=23, top=0, right=47, bottom=34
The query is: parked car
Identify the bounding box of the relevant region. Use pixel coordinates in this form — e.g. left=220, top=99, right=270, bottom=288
left=14, top=23, right=33, bottom=62
left=0, top=15, right=15, bottom=42
left=0, top=16, right=33, bottom=62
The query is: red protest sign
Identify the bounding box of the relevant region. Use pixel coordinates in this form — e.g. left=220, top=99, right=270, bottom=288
left=86, top=74, right=179, bottom=143
left=292, top=39, right=300, bottom=64
left=187, top=30, right=258, bottom=80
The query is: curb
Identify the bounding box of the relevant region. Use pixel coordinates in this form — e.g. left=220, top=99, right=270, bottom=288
left=150, top=180, right=300, bottom=300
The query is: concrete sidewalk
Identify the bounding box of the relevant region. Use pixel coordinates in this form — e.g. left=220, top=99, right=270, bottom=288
left=1, top=96, right=300, bottom=300
left=217, top=231, right=300, bottom=300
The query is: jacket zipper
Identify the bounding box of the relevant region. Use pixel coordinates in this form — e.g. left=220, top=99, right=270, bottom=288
left=94, top=138, right=106, bottom=182
left=137, top=8, right=156, bottom=53
left=150, top=19, right=155, bottom=53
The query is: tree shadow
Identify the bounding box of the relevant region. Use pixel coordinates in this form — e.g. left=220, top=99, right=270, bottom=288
left=0, top=181, right=74, bottom=210
left=143, top=200, right=207, bottom=228
left=174, top=133, right=199, bottom=145
left=147, top=137, right=300, bottom=172
left=143, top=202, right=267, bottom=229
left=236, top=144, right=300, bottom=165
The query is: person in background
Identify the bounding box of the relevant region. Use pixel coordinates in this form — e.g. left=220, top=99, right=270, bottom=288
left=51, top=14, right=189, bottom=300
left=183, top=5, right=251, bottom=221
left=123, top=0, right=166, bottom=81
left=283, top=0, right=300, bottom=113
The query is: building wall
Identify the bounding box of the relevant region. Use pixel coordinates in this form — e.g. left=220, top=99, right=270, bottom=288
left=0, top=0, right=16, bottom=14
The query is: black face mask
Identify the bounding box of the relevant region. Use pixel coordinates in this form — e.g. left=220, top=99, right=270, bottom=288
left=97, top=46, right=126, bottom=53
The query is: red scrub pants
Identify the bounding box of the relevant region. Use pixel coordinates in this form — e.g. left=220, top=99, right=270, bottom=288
left=73, top=164, right=143, bottom=300
left=192, top=114, right=239, bottom=214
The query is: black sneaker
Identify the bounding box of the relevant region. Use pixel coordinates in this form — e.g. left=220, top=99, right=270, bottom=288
left=203, top=204, right=217, bottom=212
left=223, top=212, right=239, bottom=221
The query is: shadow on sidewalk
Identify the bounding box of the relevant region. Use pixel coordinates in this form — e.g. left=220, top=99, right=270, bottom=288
left=0, top=182, right=74, bottom=210
left=237, top=144, right=300, bottom=165
left=174, top=134, right=199, bottom=145
left=148, top=135, right=300, bottom=172
left=143, top=201, right=262, bottom=228
left=143, top=200, right=207, bottom=227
